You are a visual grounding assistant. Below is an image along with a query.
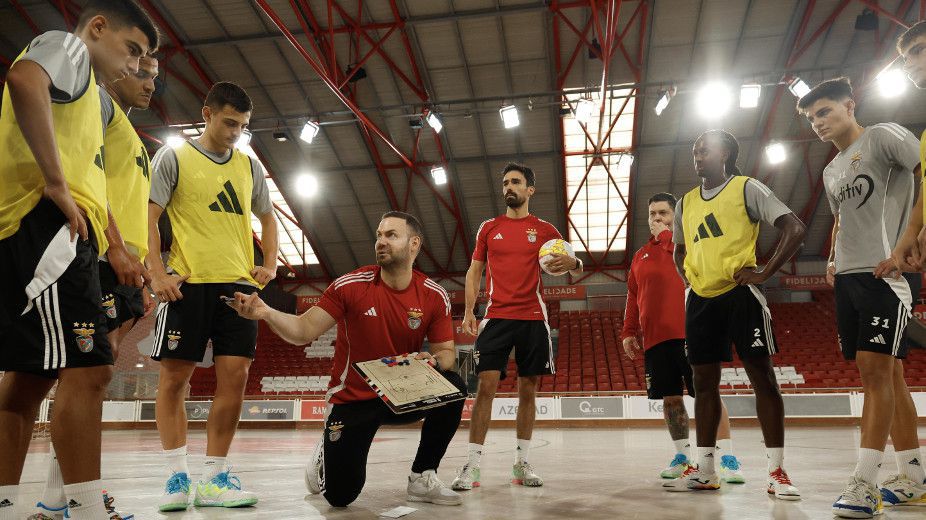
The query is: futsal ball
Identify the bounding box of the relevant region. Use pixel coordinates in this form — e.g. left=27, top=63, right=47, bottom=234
left=538, top=239, right=575, bottom=276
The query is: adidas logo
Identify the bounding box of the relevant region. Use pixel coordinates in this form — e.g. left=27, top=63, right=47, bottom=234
left=0, top=499, right=11, bottom=508
left=68, top=499, right=82, bottom=508
left=752, top=338, right=765, bottom=347
left=208, top=180, right=244, bottom=215
left=364, top=307, right=378, bottom=317
left=869, top=334, right=887, bottom=345
left=691, top=213, right=724, bottom=243
left=492, top=233, right=504, bottom=240
left=911, top=458, right=921, bottom=466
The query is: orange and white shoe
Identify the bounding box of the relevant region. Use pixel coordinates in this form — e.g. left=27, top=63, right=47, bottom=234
left=662, top=465, right=720, bottom=492
left=767, top=467, right=801, bottom=501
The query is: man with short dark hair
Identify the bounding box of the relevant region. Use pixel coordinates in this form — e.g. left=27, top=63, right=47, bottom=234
left=452, top=163, right=582, bottom=490
left=229, top=211, right=466, bottom=507
left=623, top=192, right=742, bottom=483
left=0, top=1, right=157, bottom=517
left=146, top=81, right=278, bottom=512
left=800, top=76, right=925, bottom=517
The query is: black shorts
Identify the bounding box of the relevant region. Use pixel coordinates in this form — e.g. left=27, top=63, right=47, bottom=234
left=685, top=284, right=778, bottom=365
left=98, top=260, right=145, bottom=332
left=0, top=199, right=112, bottom=373
left=150, top=282, right=258, bottom=362
left=835, top=273, right=912, bottom=360
left=473, top=318, right=553, bottom=379
left=644, top=339, right=695, bottom=399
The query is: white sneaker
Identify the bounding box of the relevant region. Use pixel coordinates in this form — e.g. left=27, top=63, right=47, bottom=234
left=719, top=455, right=745, bottom=484
left=660, top=453, right=690, bottom=479
left=305, top=440, right=324, bottom=495
left=832, top=476, right=880, bottom=518
left=158, top=472, right=192, bottom=512
left=407, top=470, right=462, bottom=506
left=450, top=463, right=481, bottom=490
left=880, top=474, right=926, bottom=507
left=512, top=461, right=543, bottom=487
left=662, top=465, right=720, bottom=492
left=767, top=467, right=801, bottom=501
left=194, top=471, right=258, bottom=508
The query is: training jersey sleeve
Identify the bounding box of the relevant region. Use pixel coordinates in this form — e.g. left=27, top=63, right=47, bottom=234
left=20, top=31, right=90, bottom=103
left=744, top=179, right=792, bottom=226
left=98, top=89, right=114, bottom=136
left=824, top=165, right=840, bottom=216
left=424, top=281, right=453, bottom=344
left=149, top=146, right=179, bottom=208
left=540, top=220, right=563, bottom=243
left=621, top=256, right=641, bottom=340
left=249, top=157, right=273, bottom=216
left=672, top=198, right=685, bottom=245
left=472, top=220, right=491, bottom=262
left=316, top=280, right=348, bottom=322
left=872, top=123, right=920, bottom=174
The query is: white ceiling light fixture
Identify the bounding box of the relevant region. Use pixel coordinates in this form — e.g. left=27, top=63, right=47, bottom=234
left=877, top=68, right=907, bottom=98
left=788, top=77, right=811, bottom=98
left=499, top=104, right=520, bottom=128
left=166, top=135, right=185, bottom=149
left=574, top=98, right=597, bottom=124
left=426, top=111, right=443, bottom=134
left=654, top=90, right=672, bottom=116
left=430, top=165, right=447, bottom=185
left=696, top=82, right=732, bottom=119
left=300, top=121, right=320, bottom=144
left=740, top=84, right=761, bottom=108
left=765, top=142, right=787, bottom=165
left=295, top=173, right=318, bottom=198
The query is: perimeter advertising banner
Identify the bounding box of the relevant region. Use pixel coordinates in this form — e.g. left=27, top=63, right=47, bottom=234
left=448, top=285, right=586, bottom=304
left=779, top=275, right=830, bottom=291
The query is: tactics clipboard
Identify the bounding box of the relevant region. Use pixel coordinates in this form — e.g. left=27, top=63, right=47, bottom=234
left=352, top=354, right=465, bottom=414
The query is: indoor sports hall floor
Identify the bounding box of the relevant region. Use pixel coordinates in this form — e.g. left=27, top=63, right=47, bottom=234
left=17, top=426, right=926, bottom=519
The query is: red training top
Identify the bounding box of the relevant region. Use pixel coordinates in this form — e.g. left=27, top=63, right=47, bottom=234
left=621, top=229, right=686, bottom=350
left=472, top=214, right=561, bottom=321
left=316, top=266, right=454, bottom=404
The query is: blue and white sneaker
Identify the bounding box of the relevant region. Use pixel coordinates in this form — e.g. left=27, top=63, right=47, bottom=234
left=194, top=470, right=258, bottom=508
left=61, top=491, right=134, bottom=519
left=833, top=476, right=882, bottom=518
left=660, top=453, right=690, bottom=479
left=880, top=474, right=926, bottom=507
left=158, top=472, right=192, bottom=512
left=719, top=455, right=745, bottom=484
left=28, top=501, right=67, bottom=519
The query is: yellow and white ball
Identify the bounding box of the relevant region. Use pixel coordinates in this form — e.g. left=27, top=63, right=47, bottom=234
left=538, top=239, right=575, bottom=276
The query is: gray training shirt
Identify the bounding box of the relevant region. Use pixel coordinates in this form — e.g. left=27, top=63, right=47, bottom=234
left=149, top=138, right=273, bottom=216
left=823, top=124, right=920, bottom=274
left=673, top=176, right=793, bottom=245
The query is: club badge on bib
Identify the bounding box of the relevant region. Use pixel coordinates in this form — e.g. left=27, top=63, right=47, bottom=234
left=526, top=228, right=537, bottom=243
left=407, top=308, right=423, bottom=330
left=102, top=294, right=117, bottom=319
left=73, top=323, right=95, bottom=352
left=167, top=330, right=182, bottom=351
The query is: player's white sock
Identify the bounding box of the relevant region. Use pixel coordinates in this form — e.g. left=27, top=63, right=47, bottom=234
left=697, top=446, right=716, bottom=474
left=41, top=444, right=66, bottom=508
left=164, top=445, right=189, bottom=476
left=0, top=484, right=18, bottom=520
left=767, top=447, right=784, bottom=473
left=672, top=438, right=691, bottom=459
left=716, top=438, right=733, bottom=458
left=468, top=443, right=483, bottom=466
left=62, top=480, right=107, bottom=519
left=894, top=448, right=926, bottom=482
left=516, top=439, right=531, bottom=463
left=853, top=448, right=884, bottom=486
left=202, top=456, right=227, bottom=481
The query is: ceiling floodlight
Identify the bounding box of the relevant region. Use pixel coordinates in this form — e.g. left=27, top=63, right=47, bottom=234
left=877, top=68, right=907, bottom=98
left=430, top=165, right=447, bottom=185
left=696, top=82, right=732, bottom=118
left=788, top=77, right=811, bottom=98
left=426, top=112, right=443, bottom=134
left=499, top=104, right=520, bottom=128
left=295, top=173, right=318, bottom=198
left=574, top=99, right=597, bottom=124
left=765, top=142, right=787, bottom=165
left=740, top=84, right=761, bottom=108
left=166, top=135, right=185, bottom=149
left=300, top=121, right=320, bottom=144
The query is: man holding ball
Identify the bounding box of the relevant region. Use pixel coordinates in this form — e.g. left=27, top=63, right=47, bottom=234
left=452, top=163, right=582, bottom=490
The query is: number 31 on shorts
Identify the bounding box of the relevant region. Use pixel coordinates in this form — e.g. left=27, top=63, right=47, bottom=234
left=870, top=316, right=890, bottom=329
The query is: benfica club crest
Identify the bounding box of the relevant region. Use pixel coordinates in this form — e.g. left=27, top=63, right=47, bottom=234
left=328, top=421, right=344, bottom=442
left=73, top=323, right=95, bottom=352
left=102, top=294, right=117, bottom=319
left=850, top=151, right=862, bottom=172
left=526, top=228, right=538, bottom=243
left=407, top=308, right=423, bottom=330
left=167, top=330, right=181, bottom=351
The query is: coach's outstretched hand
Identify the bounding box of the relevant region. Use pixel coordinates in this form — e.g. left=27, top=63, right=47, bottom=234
left=228, top=291, right=271, bottom=321
left=733, top=266, right=768, bottom=286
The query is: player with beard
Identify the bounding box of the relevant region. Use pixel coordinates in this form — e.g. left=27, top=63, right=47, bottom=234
left=229, top=211, right=467, bottom=507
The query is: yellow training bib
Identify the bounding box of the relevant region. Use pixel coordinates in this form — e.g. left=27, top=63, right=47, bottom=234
left=105, top=102, right=150, bottom=261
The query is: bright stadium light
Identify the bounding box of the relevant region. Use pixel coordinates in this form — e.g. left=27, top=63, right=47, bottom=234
left=740, top=84, right=761, bottom=108
left=430, top=165, right=447, bottom=185
left=696, top=82, right=732, bottom=118
left=654, top=91, right=671, bottom=116
left=426, top=112, right=443, bottom=134
left=166, top=135, right=185, bottom=149
left=765, top=142, right=787, bottom=164
left=499, top=104, right=520, bottom=128
left=574, top=98, right=597, bottom=124
left=300, top=121, right=320, bottom=144
left=877, top=68, right=907, bottom=98
left=788, top=77, right=811, bottom=98
left=296, top=173, right=318, bottom=198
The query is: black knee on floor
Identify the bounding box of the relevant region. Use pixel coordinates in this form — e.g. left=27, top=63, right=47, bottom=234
left=324, top=488, right=361, bottom=508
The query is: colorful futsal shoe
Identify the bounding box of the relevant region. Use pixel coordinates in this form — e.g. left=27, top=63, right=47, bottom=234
left=28, top=501, right=66, bottom=519
left=512, top=461, right=544, bottom=487
left=102, top=490, right=134, bottom=520
left=880, top=474, right=926, bottom=507
left=662, top=465, right=720, bottom=492
left=719, top=454, right=746, bottom=484
left=26, top=513, right=59, bottom=520
left=194, top=470, right=258, bottom=508
left=450, top=463, right=481, bottom=490
left=767, top=467, right=801, bottom=501
left=305, top=440, right=325, bottom=495
left=407, top=470, right=462, bottom=506
left=158, top=471, right=192, bottom=512
left=832, top=476, right=881, bottom=518
left=660, top=453, right=691, bottom=479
